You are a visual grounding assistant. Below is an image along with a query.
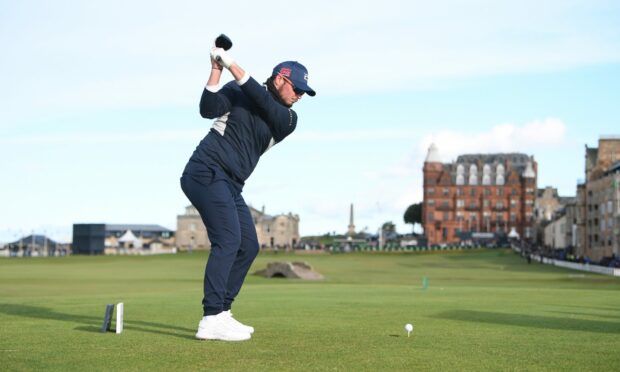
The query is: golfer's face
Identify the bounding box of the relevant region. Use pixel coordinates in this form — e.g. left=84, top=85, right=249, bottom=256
left=277, top=75, right=303, bottom=106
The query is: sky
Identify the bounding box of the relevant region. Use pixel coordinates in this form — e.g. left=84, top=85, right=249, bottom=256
left=1, top=0, right=620, bottom=243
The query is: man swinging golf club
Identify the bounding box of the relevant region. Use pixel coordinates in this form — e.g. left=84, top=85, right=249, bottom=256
left=180, top=35, right=316, bottom=341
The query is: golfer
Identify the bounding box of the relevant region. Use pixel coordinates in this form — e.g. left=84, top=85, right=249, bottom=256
left=180, top=45, right=315, bottom=341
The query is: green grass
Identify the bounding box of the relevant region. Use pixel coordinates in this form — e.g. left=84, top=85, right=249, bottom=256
left=1, top=249, right=620, bottom=371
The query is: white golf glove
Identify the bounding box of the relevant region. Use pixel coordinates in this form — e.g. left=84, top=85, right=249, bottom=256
left=210, top=47, right=234, bottom=69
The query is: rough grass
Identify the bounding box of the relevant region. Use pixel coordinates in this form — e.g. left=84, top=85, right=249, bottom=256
left=1, top=249, right=620, bottom=371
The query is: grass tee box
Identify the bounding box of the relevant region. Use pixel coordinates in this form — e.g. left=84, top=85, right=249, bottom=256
left=1, top=249, right=620, bottom=371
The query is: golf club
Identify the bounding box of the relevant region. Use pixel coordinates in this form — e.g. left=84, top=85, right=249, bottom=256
left=215, top=33, right=233, bottom=59
left=214, top=34, right=233, bottom=65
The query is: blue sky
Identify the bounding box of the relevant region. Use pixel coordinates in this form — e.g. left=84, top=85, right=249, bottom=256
left=1, top=0, right=620, bottom=243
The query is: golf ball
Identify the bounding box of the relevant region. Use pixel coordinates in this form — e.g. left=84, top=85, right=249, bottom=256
left=405, top=323, right=413, bottom=332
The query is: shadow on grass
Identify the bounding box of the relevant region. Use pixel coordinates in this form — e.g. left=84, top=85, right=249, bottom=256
left=434, top=310, right=620, bottom=334
left=0, top=303, right=195, bottom=340
left=558, top=304, right=620, bottom=313
left=551, top=310, right=620, bottom=321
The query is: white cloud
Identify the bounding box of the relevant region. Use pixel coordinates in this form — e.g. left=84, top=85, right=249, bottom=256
left=419, top=118, right=567, bottom=162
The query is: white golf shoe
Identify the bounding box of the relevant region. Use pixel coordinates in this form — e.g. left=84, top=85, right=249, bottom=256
left=195, top=312, right=251, bottom=341
left=221, top=310, right=255, bottom=334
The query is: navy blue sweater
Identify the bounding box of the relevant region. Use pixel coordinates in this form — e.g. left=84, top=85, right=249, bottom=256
left=184, top=77, right=298, bottom=187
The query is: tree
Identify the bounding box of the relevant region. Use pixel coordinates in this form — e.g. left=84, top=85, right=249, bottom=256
left=404, top=202, right=423, bottom=230
left=380, top=221, right=398, bottom=242
left=381, top=221, right=396, bottom=233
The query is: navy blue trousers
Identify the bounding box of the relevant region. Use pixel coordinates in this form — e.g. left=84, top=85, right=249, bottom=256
left=180, top=165, right=259, bottom=316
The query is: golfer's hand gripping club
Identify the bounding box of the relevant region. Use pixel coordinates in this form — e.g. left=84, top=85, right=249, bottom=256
left=210, top=47, right=234, bottom=69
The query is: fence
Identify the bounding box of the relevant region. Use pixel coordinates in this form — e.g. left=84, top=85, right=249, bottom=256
left=513, top=244, right=620, bottom=277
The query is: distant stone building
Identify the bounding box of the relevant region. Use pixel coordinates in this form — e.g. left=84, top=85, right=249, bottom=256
left=422, top=144, right=537, bottom=245
left=533, top=187, right=575, bottom=247
left=544, top=214, right=568, bottom=250
left=176, top=205, right=300, bottom=250
left=579, top=136, right=620, bottom=260
left=535, top=187, right=575, bottom=222
left=564, top=183, right=586, bottom=252
left=176, top=206, right=210, bottom=249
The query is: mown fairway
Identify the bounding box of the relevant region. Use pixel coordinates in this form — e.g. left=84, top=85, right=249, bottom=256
left=1, top=249, right=620, bottom=371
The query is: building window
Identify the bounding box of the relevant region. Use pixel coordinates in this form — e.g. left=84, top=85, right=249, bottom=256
left=189, top=223, right=196, bottom=231
left=457, top=199, right=465, bottom=208
left=510, top=199, right=517, bottom=207
left=608, top=200, right=613, bottom=214
left=443, top=188, right=449, bottom=196
left=483, top=200, right=490, bottom=208
left=428, top=213, right=434, bottom=222
left=510, top=213, right=517, bottom=222
left=428, top=200, right=435, bottom=206
left=496, top=201, right=504, bottom=209
left=512, top=188, right=517, bottom=196
left=442, top=201, right=449, bottom=208
left=470, top=164, right=478, bottom=175
left=457, top=187, right=464, bottom=196
left=470, top=189, right=476, bottom=197
left=427, top=188, right=435, bottom=195
left=483, top=175, right=491, bottom=185
left=496, top=164, right=505, bottom=175
left=496, top=175, right=505, bottom=185
left=496, top=188, right=504, bottom=196
left=456, top=174, right=465, bottom=185
left=483, top=164, right=491, bottom=176
left=469, top=174, right=478, bottom=185
left=484, top=189, right=491, bottom=196
left=443, top=212, right=449, bottom=221
left=601, top=203, right=606, bottom=215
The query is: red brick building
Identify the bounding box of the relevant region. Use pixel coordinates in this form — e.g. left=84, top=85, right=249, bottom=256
left=422, top=144, right=537, bottom=245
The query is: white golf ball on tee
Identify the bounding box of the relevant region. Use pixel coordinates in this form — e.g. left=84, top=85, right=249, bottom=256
left=405, top=323, right=413, bottom=336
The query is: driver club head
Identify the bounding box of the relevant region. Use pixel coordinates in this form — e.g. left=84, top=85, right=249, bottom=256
left=215, top=34, right=233, bottom=51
